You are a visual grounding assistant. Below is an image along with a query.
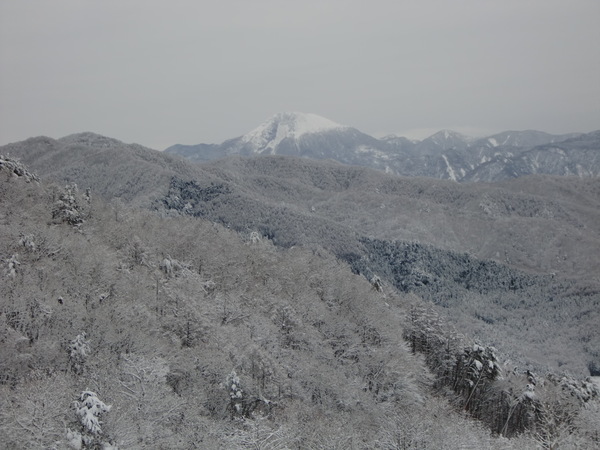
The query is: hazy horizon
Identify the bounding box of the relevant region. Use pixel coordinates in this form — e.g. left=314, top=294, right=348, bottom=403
left=1, top=0, right=599, bottom=150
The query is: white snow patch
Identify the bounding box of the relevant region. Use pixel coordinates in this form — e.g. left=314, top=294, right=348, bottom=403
left=487, top=137, right=498, bottom=147
left=523, top=388, right=535, bottom=400
left=357, top=145, right=390, bottom=159
left=442, top=154, right=457, bottom=181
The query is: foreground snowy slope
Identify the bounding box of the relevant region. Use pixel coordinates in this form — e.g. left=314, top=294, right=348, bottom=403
left=5, top=155, right=575, bottom=448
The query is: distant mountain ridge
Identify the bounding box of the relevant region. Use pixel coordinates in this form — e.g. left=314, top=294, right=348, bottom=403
left=165, top=112, right=598, bottom=182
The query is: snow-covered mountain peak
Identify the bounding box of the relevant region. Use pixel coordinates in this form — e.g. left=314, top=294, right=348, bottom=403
left=241, top=112, right=347, bottom=152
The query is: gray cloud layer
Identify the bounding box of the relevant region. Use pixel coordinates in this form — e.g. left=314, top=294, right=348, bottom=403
left=1, top=0, right=599, bottom=149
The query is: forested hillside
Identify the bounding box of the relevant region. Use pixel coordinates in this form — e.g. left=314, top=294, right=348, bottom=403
left=1, top=141, right=599, bottom=448
left=164, top=157, right=600, bottom=376
left=0, top=156, right=551, bottom=448
left=4, top=136, right=600, bottom=375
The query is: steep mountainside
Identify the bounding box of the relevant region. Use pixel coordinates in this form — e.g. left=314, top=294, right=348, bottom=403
left=464, top=131, right=600, bottom=182
left=165, top=113, right=599, bottom=182
left=235, top=112, right=348, bottom=154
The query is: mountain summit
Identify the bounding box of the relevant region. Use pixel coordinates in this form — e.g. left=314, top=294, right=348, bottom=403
left=217, top=112, right=393, bottom=169
left=165, top=112, right=396, bottom=170
left=240, top=112, right=347, bottom=153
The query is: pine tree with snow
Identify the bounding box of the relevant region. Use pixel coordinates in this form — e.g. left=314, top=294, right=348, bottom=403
left=225, top=370, right=245, bottom=418
left=68, top=333, right=91, bottom=375
left=460, top=344, right=500, bottom=413
left=52, top=183, right=86, bottom=226
left=4, top=253, right=20, bottom=279
left=70, top=391, right=113, bottom=449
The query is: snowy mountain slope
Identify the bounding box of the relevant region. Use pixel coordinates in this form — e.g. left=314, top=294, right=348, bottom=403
left=463, top=131, right=600, bottom=182
left=211, top=112, right=407, bottom=173
left=165, top=112, right=404, bottom=166
left=164, top=112, right=353, bottom=161
left=412, top=129, right=473, bottom=154
left=238, top=112, right=348, bottom=153
left=402, top=130, right=596, bottom=181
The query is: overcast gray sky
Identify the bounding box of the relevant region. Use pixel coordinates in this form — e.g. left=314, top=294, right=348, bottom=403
left=1, top=0, right=599, bottom=150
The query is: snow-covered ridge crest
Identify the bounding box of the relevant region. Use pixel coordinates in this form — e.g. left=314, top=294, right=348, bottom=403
left=241, top=112, right=347, bottom=152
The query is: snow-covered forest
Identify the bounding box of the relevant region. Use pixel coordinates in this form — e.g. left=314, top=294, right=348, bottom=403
left=1, top=148, right=599, bottom=448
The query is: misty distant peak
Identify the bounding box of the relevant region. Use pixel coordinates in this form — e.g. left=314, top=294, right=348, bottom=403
left=241, top=112, right=347, bottom=152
